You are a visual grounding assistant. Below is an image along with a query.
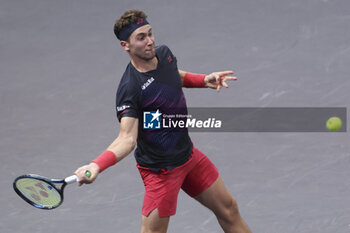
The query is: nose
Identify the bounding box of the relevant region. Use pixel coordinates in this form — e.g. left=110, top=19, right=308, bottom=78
left=146, top=35, right=154, bottom=46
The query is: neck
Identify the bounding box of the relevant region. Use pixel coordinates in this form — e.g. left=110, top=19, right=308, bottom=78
left=130, top=56, right=158, bottom=73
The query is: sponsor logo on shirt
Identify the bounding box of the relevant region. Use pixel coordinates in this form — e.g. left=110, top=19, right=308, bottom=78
left=141, top=77, right=154, bottom=90
left=117, top=105, right=130, bottom=112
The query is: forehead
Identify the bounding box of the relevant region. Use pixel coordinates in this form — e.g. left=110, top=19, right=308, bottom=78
left=130, top=24, right=152, bottom=37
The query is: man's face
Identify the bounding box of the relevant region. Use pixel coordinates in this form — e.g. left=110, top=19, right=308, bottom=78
left=125, top=24, right=156, bottom=61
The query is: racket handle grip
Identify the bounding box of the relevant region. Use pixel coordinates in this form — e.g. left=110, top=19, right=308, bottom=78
left=65, top=170, right=92, bottom=184
left=65, top=175, right=79, bottom=184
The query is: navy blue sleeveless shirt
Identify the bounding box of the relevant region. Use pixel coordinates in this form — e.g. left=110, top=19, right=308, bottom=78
left=116, top=45, right=193, bottom=170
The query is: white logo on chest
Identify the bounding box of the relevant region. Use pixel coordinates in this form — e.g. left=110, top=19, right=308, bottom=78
left=141, top=77, right=155, bottom=90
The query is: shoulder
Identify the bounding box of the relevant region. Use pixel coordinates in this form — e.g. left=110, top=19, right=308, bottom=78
left=156, top=44, right=177, bottom=63
left=156, top=44, right=170, bottom=52
left=156, top=44, right=174, bottom=56
left=117, top=64, right=141, bottom=96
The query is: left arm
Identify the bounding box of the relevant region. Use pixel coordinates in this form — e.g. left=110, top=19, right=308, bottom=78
left=178, top=69, right=187, bottom=83
left=179, top=69, right=237, bottom=91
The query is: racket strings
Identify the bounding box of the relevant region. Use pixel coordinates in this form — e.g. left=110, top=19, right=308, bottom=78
left=15, top=178, right=62, bottom=208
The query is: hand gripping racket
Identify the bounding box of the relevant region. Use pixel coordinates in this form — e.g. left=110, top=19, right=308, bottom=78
left=13, top=171, right=91, bottom=210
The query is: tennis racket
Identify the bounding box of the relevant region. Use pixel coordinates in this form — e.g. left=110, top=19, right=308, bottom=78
left=13, top=170, right=91, bottom=210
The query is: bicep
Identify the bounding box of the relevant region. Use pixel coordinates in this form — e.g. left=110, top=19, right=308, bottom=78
left=106, top=117, right=138, bottom=158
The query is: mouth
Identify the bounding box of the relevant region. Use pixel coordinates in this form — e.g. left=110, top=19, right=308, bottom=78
left=145, top=45, right=155, bottom=51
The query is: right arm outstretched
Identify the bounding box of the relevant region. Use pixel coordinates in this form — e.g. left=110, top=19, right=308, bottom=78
left=74, top=116, right=138, bottom=186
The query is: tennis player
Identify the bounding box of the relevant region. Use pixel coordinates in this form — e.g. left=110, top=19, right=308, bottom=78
left=75, top=10, right=251, bottom=233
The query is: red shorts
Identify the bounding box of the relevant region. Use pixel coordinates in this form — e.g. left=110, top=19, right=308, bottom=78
left=137, top=146, right=219, bottom=217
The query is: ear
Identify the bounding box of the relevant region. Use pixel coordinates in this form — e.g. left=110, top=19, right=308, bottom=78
left=120, top=40, right=130, bottom=51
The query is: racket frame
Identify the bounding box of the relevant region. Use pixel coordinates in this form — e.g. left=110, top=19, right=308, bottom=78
left=13, top=174, right=77, bottom=210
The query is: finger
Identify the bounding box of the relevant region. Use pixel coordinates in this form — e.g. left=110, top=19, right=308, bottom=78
left=221, top=76, right=236, bottom=87
left=217, top=70, right=234, bottom=77
left=74, top=167, right=82, bottom=175
left=76, top=176, right=85, bottom=186
left=76, top=173, right=85, bottom=186
left=222, top=80, right=229, bottom=88
left=76, top=168, right=88, bottom=181
left=74, top=170, right=83, bottom=180
left=206, top=83, right=214, bottom=88
left=207, top=83, right=217, bottom=89
left=223, top=76, right=237, bottom=81
left=78, top=177, right=90, bottom=186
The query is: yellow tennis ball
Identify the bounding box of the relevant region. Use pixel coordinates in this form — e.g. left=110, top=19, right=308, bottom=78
left=326, top=117, right=342, bottom=131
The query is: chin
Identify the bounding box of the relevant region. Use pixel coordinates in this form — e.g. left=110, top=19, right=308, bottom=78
left=135, top=49, right=156, bottom=61
left=144, top=53, right=156, bottom=60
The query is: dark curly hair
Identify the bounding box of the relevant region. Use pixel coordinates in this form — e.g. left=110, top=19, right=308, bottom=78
left=114, top=10, right=148, bottom=40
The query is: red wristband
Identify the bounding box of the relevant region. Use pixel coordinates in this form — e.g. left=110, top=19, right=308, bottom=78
left=183, top=72, right=207, bottom=88
left=91, top=150, right=118, bottom=173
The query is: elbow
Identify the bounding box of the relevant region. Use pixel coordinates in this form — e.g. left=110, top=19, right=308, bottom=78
left=129, top=136, right=137, bottom=150
left=120, top=134, right=137, bottom=151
